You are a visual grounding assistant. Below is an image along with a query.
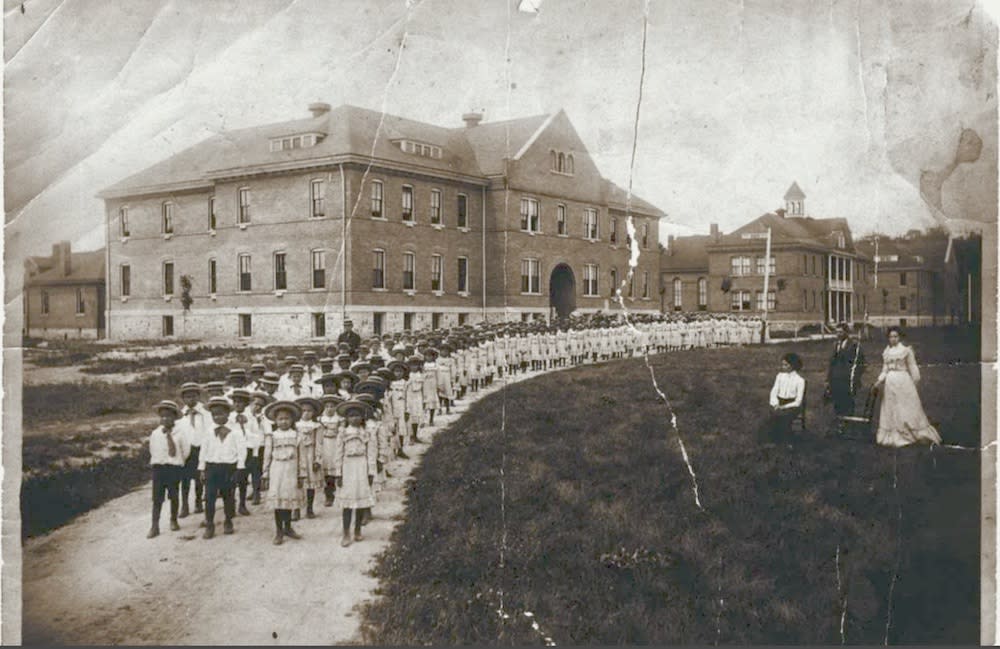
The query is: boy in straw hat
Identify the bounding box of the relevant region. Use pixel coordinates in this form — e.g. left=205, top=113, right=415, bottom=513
left=227, top=389, right=255, bottom=516
left=176, top=382, right=210, bottom=518
left=332, top=399, right=377, bottom=546
left=147, top=400, right=190, bottom=538
left=262, top=400, right=307, bottom=545
left=198, top=396, right=245, bottom=539
left=246, top=390, right=272, bottom=505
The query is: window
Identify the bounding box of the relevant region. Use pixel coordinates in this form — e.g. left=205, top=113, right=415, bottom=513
left=398, top=140, right=442, bottom=158
left=430, top=190, right=442, bottom=224
left=310, top=179, right=325, bottom=218
left=610, top=267, right=618, bottom=296
left=900, top=272, right=907, bottom=286
left=163, top=261, right=175, bottom=296
left=431, top=254, right=443, bottom=291
left=457, top=256, right=469, bottom=293
left=812, top=291, right=817, bottom=310
left=698, top=278, right=707, bottom=309
left=756, top=291, right=777, bottom=311
left=520, top=197, right=539, bottom=232
left=432, top=313, right=442, bottom=330
left=239, top=314, right=252, bottom=337
left=557, top=205, right=566, bottom=235
left=584, top=209, right=599, bottom=240
left=899, top=296, right=907, bottom=311
left=163, top=315, right=174, bottom=337
left=403, top=312, right=414, bottom=331
left=208, top=259, right=217, bottom=294
left=731, top=256, right=752, bottom=277
left=812, top=256, right=817, bottom=276
left=208, top=197, right=216, bottom=230
left=755, top=256, right=776, bottom=275
left=238, top=188, right=251, bottom=224
left=402, top=186, right=414, bottom=221
left=642, top=223, right=649, bottom=249
left=403, top=252, right=415, bottom=290
left=558, top=152, right=565, bottom=172
left=371, top=181, right=384, bottom=218
left=566, top=154, right=574, bottom=174
left=610, top=217, right=618, bottom=244
left=673, top=278, right=682, bottom=310
left=802, top=289, right=808, bottom=311
left=75, top=288, right=85, bottom=314
left=273, top=253, right=287, bottom=290
left=120, top=264, right=131, bottom=297
left=40, top=291, right=49, bottom=315
left=628, top=273, right=635, bottom=298
left=731, top=290, right=752, bottom=311
left=311, top=250, right=326, bottom=289
left=119, top=207, right=130, bottom=237
left=373, top=312, right=384, bottom=336
left=373, top=250, right=386, bottom=289
left=269, top=133, right=321, bottom=151
left=521, top=259, right=541, bottom=294
left=458, top=313, right=468, bottom=326
left=239, top=254, right=252, bottom=292
left=550, top=150, right=557, bottom=170
left=583, top=264, right=599, bottom=296
left=835, top=231, right=846, bottom=248
left=162, top=202, right=174, bottom=234
left=457, top=194, right=468, bottom=228
left=642, top=271, right=649, bottom=299
left=312, top=313, right=326, bottom=337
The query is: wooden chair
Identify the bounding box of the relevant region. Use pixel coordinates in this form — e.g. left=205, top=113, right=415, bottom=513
left=837, top=386, right=879, bottom=440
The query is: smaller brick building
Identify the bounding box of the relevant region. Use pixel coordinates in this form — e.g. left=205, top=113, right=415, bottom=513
left=24, top=242, right=106, bottom=339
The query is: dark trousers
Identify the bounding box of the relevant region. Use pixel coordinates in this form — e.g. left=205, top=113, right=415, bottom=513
left=759, top=397, right=800, bottom=443
left=204, top=462, right=237, bottom=524
left=830, top=382, right=855, bottom=416
left=152, top=464, right=181, bottom=523
left=181, top=446, right=203, bottom=506
left=242, top=447, right=264, bottom=497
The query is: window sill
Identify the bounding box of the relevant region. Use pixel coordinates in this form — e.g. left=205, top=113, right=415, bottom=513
left=557, top=233, right=568, bottom=238
left=458, top=291, right=471, bottom=297
left=458, top=226, right=471, bottom=233
left=550, top=170, right=574, bottom=177
left=238, top=223, right=249, bottom=230
left=404, top=289, right=417, bottom=296
left=163, top=233, right=173, bottom=240
left=274, top=290, right=286, bottom=297
left=120, top=236, right=130, bottom=243
left=208, top=229, right=217, bottom=237
left=210, top=294, right=217, bottom=301
left=371, top=215, right=387, bottom=221
left=75, top=312, right=86, bottom=318
left=163, top=295, right=173, bottom=302
left=404, top=221, right=415, bottom=228
left=520, top=292, right=542, bottom=296
left=310, top=215, right=325, bottom=220
left=431, top=223, right=445, bottom=230
left=309, top=287, right=326, bottom=292
left=432, top=290, right=444, bottom=296
left=372, top=287, right=388, bottom=292
left=120, top=296, right=129, bottom=303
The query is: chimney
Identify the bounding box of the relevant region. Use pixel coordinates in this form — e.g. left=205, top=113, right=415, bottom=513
left=462, top=112, right=483, bottom=128
left=667, top=234, right=675, bottom=255
left=308, top=102, right=331, bottom=118
left=710, top=223, right=719, bottom=237
left=54, top=240, right=71, bottom=276
left=776, top=207, right=787, bottom=218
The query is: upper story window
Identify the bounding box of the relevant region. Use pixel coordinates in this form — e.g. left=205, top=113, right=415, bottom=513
left=833, top=230, right=846, bottom=248
left=161, top=202, right=175, bottom=234
left=520, top=197, right=539, bottom=233
left=521, top=258, right=541, bottom=294
left=120, top=264, right=131, bottom=297
left=556, top=205, right=566, bottom=235
left=609, top=216, right=618, bottom=244
left=457, top=194, right=468, bottom=229
left=163, top=261, right=175, bottom=296
left=550, top=150, right=575, bottom=175
left=76, top=287, right=85, bottom=314
left=269, top=132, right=323, bottom=152
left=642, top=223, right=649, bottom=248
left=310, top=180, right=325, bottom=218
left=238, top=187, right=251, bottom=224
left=731, top=256, right=752, bottom=277
left=583, top=264, right=599, bottom=297
left=583, top=209, right=599, bottom=240
left=402, top=252, right=416, bottom=290
left=755, top=256, right=776, bottom=275
left=401, top=186, right=414, bottom=222
left=370, top=181, right=384, bottom=218
left=119, top=207, right=130, bottom=237
left=208, top=197, right=217, bottom=230
left=430, top=189, right=442, bottom=225
left=396, top=139, right=443, bottom=159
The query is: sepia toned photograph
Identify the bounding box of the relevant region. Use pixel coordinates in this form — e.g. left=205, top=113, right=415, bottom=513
left=3, top=0, right=997, bottom=645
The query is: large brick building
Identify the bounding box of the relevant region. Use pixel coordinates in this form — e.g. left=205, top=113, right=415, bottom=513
left=855, top=231, right=961, bottom=327
left=660, top=183, right=872, bottom=328
left=99, top=104, right=662, bottom=341
left=24, top=241, right=106, bottom=339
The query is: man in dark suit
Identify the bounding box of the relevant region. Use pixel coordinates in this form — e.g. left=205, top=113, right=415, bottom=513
left=337, top=318, right=362, bottom=352
left=825, top=322, right=865, bottom=416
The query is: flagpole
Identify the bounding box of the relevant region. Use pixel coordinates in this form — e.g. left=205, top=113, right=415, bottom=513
left=762, top=226, right=772, bottom=343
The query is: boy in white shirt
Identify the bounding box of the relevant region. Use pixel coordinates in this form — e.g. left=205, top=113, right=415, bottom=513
left=148, top=400, right=190, bottom=539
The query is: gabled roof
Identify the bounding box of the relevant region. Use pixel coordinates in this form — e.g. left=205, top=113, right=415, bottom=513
left=26, top=250, right=105, bottom=286
left=784, top=181, right=806, bottom=201
left=461, top=112, right=552, bottom=176
left=660, top=235, right=710, bottom=272
left=855, top=235, right=950, bottom=271
left=721, top=213, right=856, bottom=253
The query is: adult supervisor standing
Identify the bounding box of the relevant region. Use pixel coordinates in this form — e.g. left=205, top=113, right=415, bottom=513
left=338, top=318, right=362, bottom=353
left=825, top=322, right=865, bottom=418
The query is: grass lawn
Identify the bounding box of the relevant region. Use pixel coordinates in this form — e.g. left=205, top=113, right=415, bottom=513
left=361, top=327, right=981, bottom=645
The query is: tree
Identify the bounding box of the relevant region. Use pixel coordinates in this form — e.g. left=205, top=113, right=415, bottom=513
left=180, top=275, right=194, bottom=312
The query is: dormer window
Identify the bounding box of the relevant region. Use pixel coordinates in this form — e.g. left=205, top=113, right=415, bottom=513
left=397, top=140, right=443, bottom=159
left=833, top=230, right=846, bottom=248
left=269, top=133, right=323, bottom=152
left=550, top=150, right=575, bottom=175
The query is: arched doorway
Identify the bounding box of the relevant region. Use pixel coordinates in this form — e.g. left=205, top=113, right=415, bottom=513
left=550, top=264, right=576, bottom=319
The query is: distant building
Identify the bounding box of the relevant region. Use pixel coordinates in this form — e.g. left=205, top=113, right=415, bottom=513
left=24, top=241, right=106, bottom=339
left=856, top=230, right=962, bottom=327
left=99, top=104, right=663, bottom=342
left=660, top=183, right=872, bottom=327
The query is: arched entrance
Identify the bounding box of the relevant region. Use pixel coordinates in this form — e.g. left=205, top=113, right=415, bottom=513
left=549, top=264, right=576, bottom=319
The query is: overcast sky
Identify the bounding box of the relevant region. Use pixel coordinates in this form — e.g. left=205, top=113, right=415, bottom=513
left=4, top=0, right=997, bottom=259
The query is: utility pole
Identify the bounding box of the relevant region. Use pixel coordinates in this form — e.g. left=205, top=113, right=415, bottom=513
left=761, top=226, right=772, bottom=343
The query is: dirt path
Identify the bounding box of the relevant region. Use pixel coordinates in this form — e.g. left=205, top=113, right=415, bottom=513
left=22, top=373, right=533, bottom=645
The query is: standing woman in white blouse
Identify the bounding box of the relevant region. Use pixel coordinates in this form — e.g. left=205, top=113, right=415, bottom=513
left=758, top=352, right=806, bottom=444
left=873, top=326, right=941, bottom=447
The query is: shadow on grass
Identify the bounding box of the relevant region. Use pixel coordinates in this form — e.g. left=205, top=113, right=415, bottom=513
left=361, top=330, right=980, bottom=645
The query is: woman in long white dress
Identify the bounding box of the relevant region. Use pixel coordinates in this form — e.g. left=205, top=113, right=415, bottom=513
left=873, top=327, right=941, bottom=447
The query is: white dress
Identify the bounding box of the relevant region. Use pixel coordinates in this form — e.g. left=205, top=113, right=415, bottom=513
left=875, top=344, right=942, bottom=447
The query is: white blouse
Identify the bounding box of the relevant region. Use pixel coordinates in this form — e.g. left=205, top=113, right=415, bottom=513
left=769, top=371, right=805, bottom=408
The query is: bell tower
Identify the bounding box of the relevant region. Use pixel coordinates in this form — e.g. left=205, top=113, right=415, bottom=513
left=784, top=181, right=805, bottom=217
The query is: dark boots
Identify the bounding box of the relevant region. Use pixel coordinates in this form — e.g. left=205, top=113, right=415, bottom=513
left=273, top=510, right=285, bottom=545
left=306, top=489, right=316, bottom=518
left=284, top=510, right=302, bottom=540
